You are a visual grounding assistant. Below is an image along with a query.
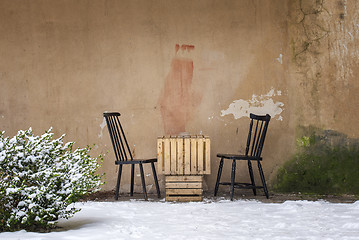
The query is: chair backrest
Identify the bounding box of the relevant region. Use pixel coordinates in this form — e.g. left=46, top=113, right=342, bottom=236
left=245, top=113, right=271, bottom=158
left=103, top=112, right=133, bottom=162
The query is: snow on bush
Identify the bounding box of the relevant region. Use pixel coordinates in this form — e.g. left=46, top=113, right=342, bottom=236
left=0, top=128, right=103, bottom=232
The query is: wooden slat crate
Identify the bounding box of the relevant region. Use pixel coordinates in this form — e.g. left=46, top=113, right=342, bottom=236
left=157, top=135, right=210, bottom=202
left=157, top=135, right=211, bottom=175
left=165, top=176, right=203, bottom=202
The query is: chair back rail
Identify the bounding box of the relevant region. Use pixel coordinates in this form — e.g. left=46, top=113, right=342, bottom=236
left=246, top=113, right=271, bottom=158
left=103, top=112, right=133, bottom=162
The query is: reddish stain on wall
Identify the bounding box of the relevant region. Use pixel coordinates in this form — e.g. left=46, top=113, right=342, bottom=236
left=175, top=44, right=195, bottom=54
left=159, top=44, right=200, bottom=135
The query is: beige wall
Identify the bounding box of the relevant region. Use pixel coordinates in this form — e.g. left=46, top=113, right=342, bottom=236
left=0, top=0, right=358, bottom=193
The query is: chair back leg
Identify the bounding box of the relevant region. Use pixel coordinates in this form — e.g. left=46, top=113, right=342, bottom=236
left=257, top=161, right=269, bottom=198
left=230, top=160, right=236, bottom=201
left=139, top=163, right=148, bottom=201
left=130, top=164, right=135, bottom=196
left=247, top=160, right=257, bottom=196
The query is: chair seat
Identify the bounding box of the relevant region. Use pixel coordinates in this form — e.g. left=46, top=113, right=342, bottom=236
left=217, top=153, right=262, bottom=161
left=115, top=158, right=157, bottom=165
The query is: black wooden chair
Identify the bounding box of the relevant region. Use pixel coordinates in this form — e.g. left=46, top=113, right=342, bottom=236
left=103, top=112, right=161, bottom=201
left=214, top=113, right=271, bottom=200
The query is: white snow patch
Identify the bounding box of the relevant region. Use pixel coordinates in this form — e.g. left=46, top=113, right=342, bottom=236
left=221, top=88, right=284, bottom=120
left=1, top=200, right=358, bottom=240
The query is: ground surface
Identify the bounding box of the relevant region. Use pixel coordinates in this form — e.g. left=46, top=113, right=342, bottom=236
left=1, top=195, right=358, bottom=240
left=83, top=190, right=359, bottom=203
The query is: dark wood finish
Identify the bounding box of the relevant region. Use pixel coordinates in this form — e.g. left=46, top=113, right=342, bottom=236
left=103, top=112, right=161, bottom=201
left=214, top=113, right=271, bottom=200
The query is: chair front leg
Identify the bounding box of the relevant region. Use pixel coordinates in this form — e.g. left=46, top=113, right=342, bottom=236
left=247, top=160, right=257, bottom=196
left=115, top=164, right=123, bottom=200
left=151, top=162, right=161, bottom=198
left=230, top=159, right=236, bottom=201
left=139, top=163, right=148, bottom=201
left=214, top=158, right=224, bottom=196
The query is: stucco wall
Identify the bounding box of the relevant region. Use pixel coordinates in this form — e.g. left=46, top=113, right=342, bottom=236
left=0, top=0, right=357, bottom=194
left=288, top=0, right=359, bottom=136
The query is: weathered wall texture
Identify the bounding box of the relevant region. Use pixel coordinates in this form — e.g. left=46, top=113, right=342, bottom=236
left=0, top=0, right=357, bottom=193
left=288, top=0, right=359, bottom=136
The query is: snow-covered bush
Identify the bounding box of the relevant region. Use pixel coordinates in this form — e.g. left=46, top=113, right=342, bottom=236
left=0, top=128, right=103, bottom=232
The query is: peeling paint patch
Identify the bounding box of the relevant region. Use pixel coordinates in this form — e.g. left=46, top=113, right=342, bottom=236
left=221, top=88, right=284, bottom=120
left=98, top=117, right=107, bottom=138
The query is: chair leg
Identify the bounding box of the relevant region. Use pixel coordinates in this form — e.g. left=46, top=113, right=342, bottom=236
left=230, top=160, right=236, bottom=201
left=247, top=160, right=257, bottom=196
left=115, top=164, right=123, bottom=200
left=151, top=162, right=161, bottom=198
left=130, top=164, right=135, bottom=196
left=214, top=158, right=224, bottom=196
left=139, top=163, right=148, bottom=201
left=257, top=161, right=269, bottom=199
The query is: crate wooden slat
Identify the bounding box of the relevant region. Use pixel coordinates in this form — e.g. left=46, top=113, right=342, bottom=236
left=178, top=138, right=184, bottom=175
left=198, top=138, right=204, bottom=174
left=205, top=137, right=211, bottom=175
left=184, top=138, right=191, bottom=174
left=166, top=175, right=203, bottom=182
left=166, top=182, right=202, bottom=189
left=166, top=188, right=202, bottom=195
left=166, top=196, right=203, bottom=202
left=170, top=138, right=176, bottom=174
left=157, top=137, right=163, bottom=173
left=190, top=137, right=197, bottom=174
left=164, top=138, right=170, bottom=174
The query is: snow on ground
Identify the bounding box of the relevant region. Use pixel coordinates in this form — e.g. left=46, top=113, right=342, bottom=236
left=1, top=199, right=359, bottom=240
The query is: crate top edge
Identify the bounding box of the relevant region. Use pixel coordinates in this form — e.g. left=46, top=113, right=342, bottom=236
left=158, top=135, right=210, bottom=139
